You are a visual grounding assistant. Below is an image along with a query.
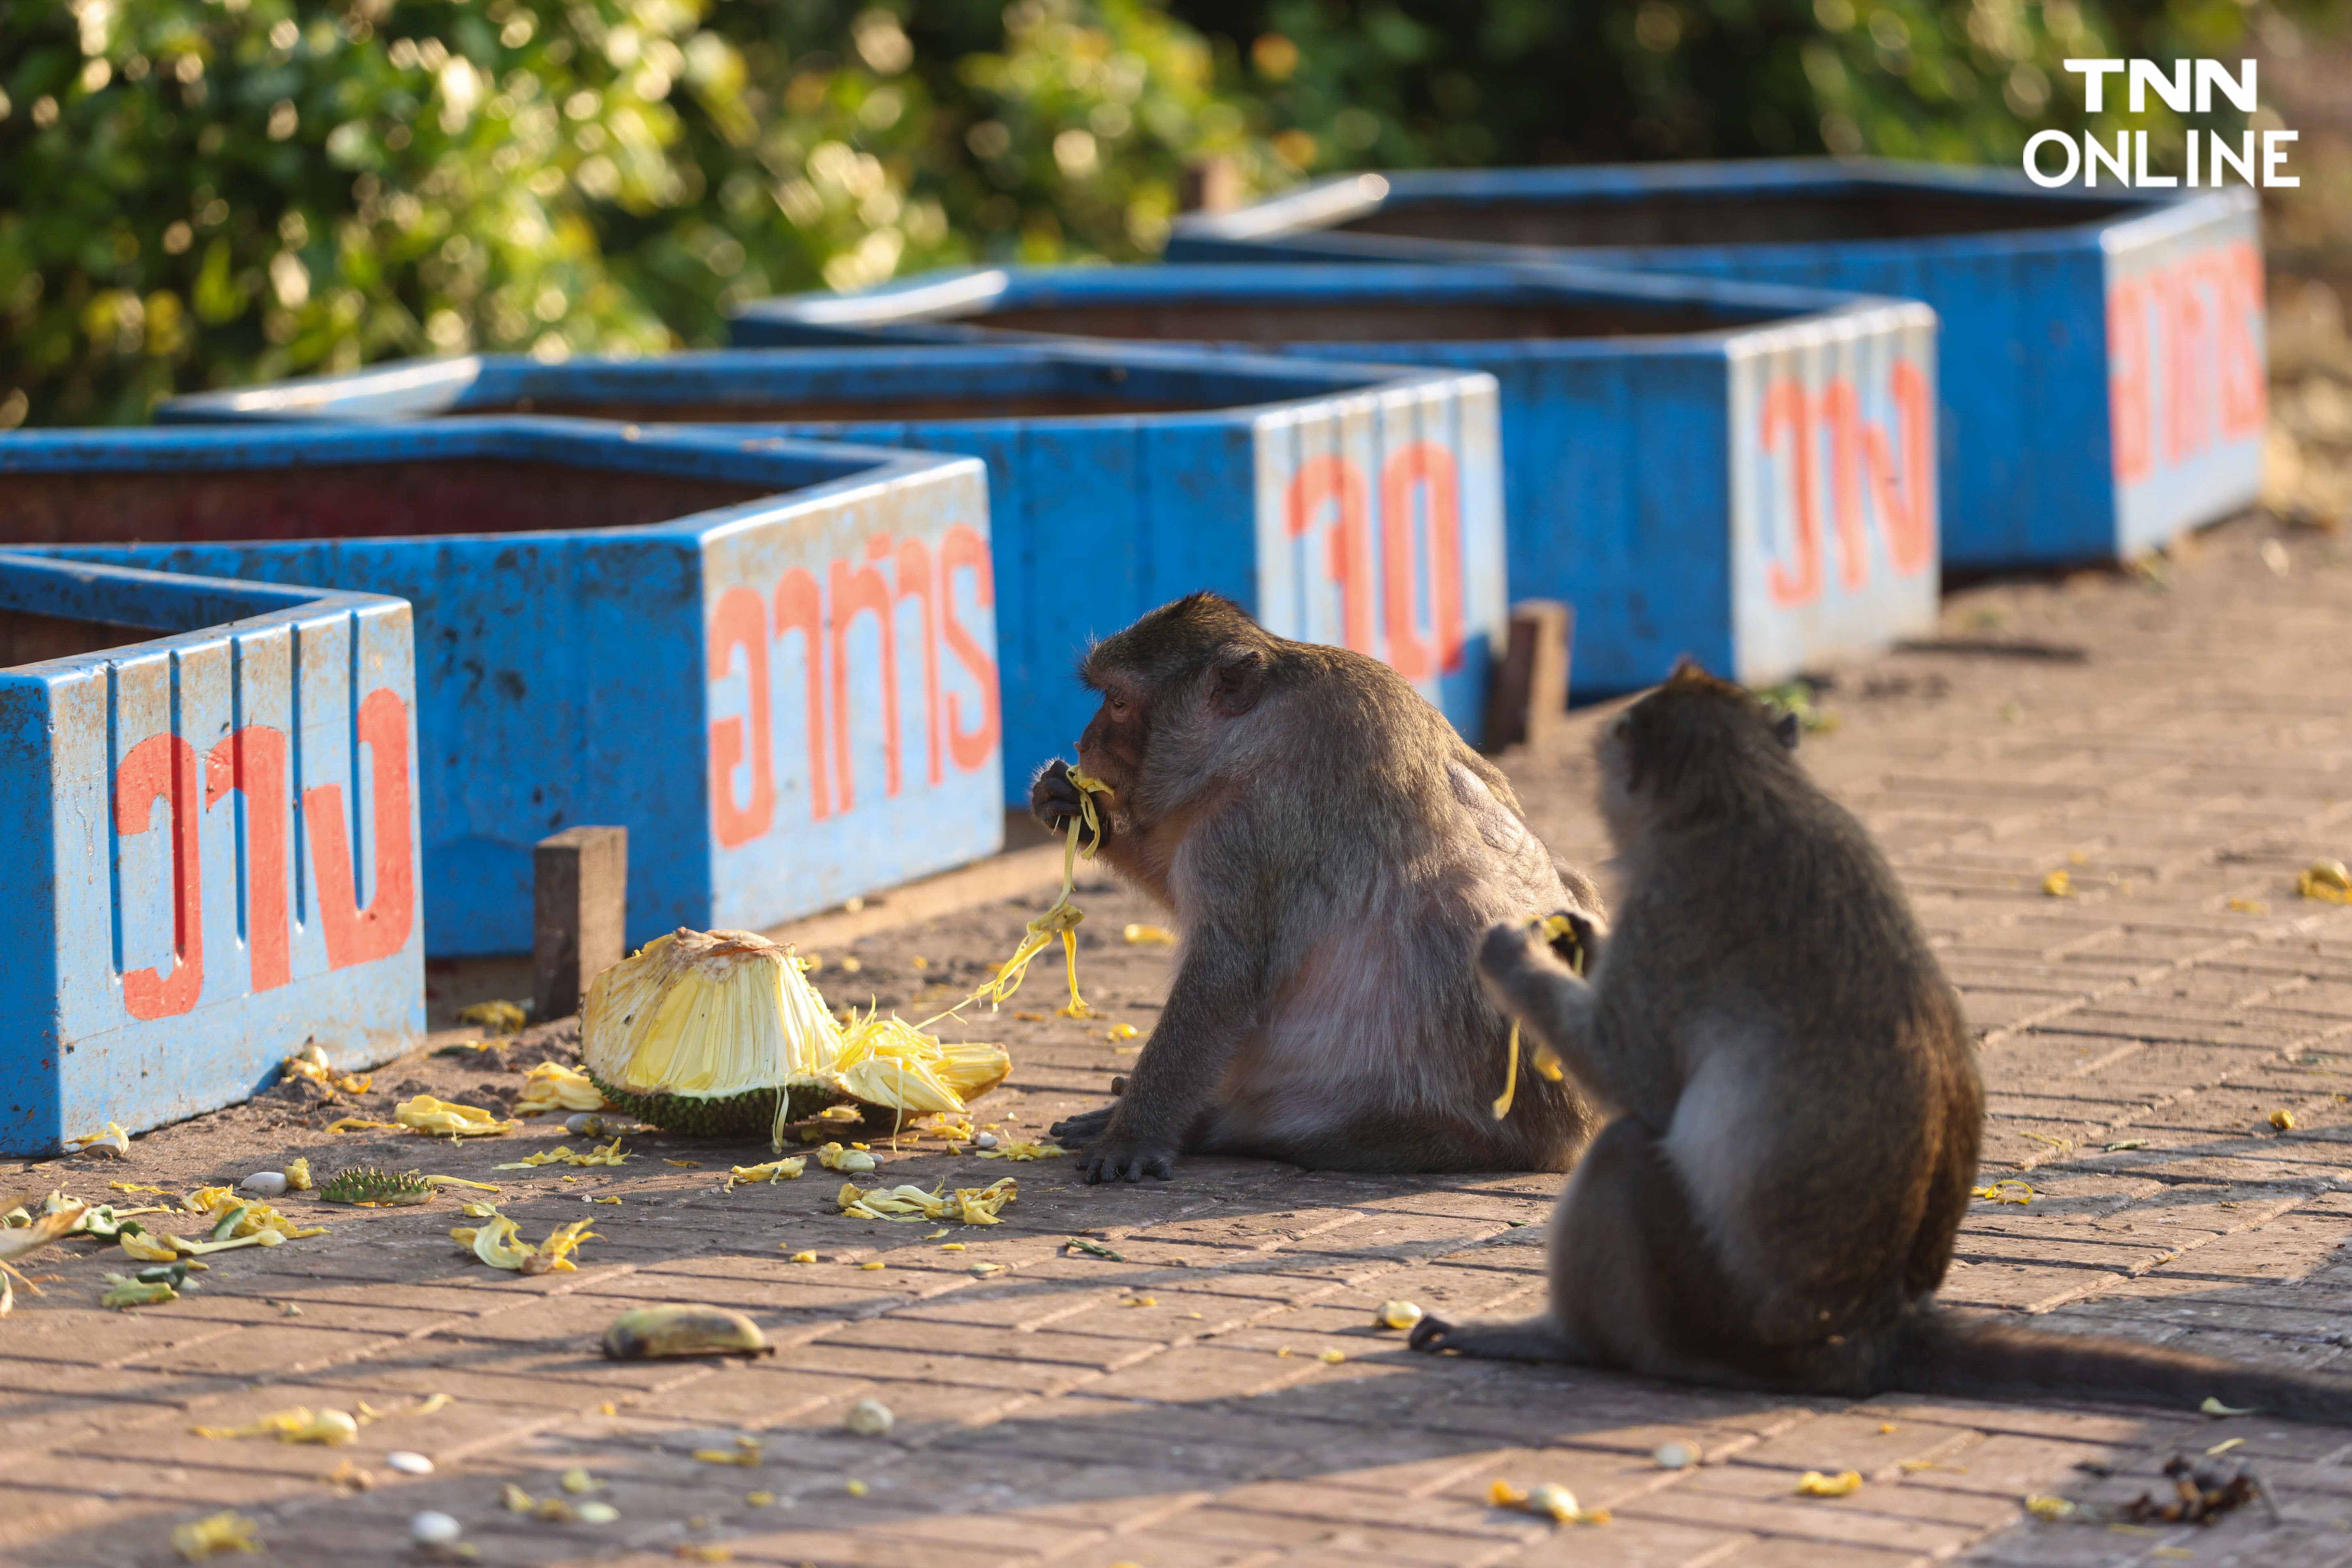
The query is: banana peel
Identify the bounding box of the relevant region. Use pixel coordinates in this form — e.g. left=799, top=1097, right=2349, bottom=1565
left=395, top=1095, right=516, bottom=1138
left=602, top=1304, right=773, bottom=1360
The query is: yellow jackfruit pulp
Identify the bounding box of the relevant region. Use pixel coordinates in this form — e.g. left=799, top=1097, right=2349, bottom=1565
left=581, top=928, right=1008, bottom=1150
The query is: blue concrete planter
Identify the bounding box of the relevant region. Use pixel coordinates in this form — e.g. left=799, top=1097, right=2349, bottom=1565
left=730, top=264, right=1940, bottom=696
left=1166, top=160, right=2266, bottom=567
left=0, top=421, right=999, bottom=957
left=160, top=343, right=1510, bottom=772
left=0, top=554, right=424, bottom=1154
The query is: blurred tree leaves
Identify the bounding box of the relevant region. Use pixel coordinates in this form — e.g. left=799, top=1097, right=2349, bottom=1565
left=0, top=0, right=1272, bottom=425
left=1180, top=0, right=2285, bottom=175
left=0, top=0, right=2314, bottom=426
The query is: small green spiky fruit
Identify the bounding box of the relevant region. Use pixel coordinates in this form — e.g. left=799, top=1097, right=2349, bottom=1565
left=319, top=1167, right=434, bottom=1206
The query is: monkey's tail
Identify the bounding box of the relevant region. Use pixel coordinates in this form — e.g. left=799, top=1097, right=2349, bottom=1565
left=1883, top=1306, right=2352, bottom=1425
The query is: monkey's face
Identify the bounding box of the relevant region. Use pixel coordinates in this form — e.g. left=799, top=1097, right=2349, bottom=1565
left=1076, top=673, right=1150, bottom=788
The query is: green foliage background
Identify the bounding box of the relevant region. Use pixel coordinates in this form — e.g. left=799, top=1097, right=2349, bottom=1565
left=0, top=0, right=2316, bottom=426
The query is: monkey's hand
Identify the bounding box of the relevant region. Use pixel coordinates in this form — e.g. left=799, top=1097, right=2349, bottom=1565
left=1479, top=919, right=1580, bottom=985
left=1030, top=759, right=1104, bottom=842
left=1065, top=1106, right=1176, bottom=1184
left=1546, top=909, right=1607, bottom=974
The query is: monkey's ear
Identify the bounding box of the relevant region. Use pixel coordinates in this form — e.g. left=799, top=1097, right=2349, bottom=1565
left=1773, top=709, right=1801, bottom=751
left=1666, top=655, right=1711, bottom=686
left=1207, top=646, right=1267, bottom=717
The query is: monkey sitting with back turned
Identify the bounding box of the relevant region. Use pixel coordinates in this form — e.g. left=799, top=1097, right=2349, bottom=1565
left=1413, top=662, right=2351, bottom=1421
left=1031, top=591, right=1606, bottom=1183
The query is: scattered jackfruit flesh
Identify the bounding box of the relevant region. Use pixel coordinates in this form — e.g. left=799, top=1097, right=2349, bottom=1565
left=580, top=928, right=1009, bottom=1149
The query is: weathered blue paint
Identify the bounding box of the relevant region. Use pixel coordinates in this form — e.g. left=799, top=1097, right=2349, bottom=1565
left=728, top=265, right=1940, bottom=695
left=160, top=343, right=1508, bottom=779
left=0, top=422, right=1000, bottom=956
left=0, top=553, right=424, bottom=1154
left=1164, top=161, right=2265, bottom=567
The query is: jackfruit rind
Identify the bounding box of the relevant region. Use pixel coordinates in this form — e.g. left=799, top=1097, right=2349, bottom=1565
left=579, top=1072, right=787, bottom=1139
left=580, top=927, right=1009, bottom=1148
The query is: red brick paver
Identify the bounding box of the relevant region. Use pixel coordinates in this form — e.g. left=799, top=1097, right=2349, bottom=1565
left=4, top=517, right=2351, bottom=1567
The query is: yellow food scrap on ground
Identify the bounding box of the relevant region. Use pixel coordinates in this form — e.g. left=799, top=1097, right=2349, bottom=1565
left=2042, top=870, right=2073, bottom=898
left=818, top=1142, right=878, bottom=1173
left=1123, top=924, right=1176, bottom=946
left=102, top=1274, right=178, bottom=1308
left=724, top=1157, right=807, bottom=1190
left=192, top=1407, right=358, bottom=1446
left=2271, top=1108, right=2298, bottom=1131
left=860, top=1261, right=886, bottom=1271
left=281, top=1044, right=371, bottom=1096
left=394, top=1095, right=517, bottom=1139
left=458, top=999, right=527, bottom=1034
left=119, top=1229, right=179, bottom=1263
left=2024, top=1494, right=2076, bottom=1520
left=1489, top=1480, right=1605, bottom=1525
left=1106, top=1023, right=1140, bottom=1042
left=837, top=1177, right=1019, bottom=1226
left=283, top=1158, right=312, bottom=1192
left=515, top=1061, right=607, bottom=1116
left=494, top=1138, right=630, bottom=1170
left=1376, top=1301, right=1423, bottom=1331
left=2226, top=897, right=2269, bottom=914
left=2299, top=859, right=2352, bottom=904
left=784, top=1249, right=818, bottom=1262
left=453, top=1213, right=598, bottom=1274
left=975, top=1141, right=1065, bottom=1161
left=170, top=1511, right=261, bottom=1559
left=1972, top=1179, right=2035, bottom=1205
left=325, top=1117, right=402, bottom=1133
left=693, top=1447, right=758, bottom=1466
left=1318, top=1349, right=1345, bottom=1364
left=1796, top=1470, right=1863, bottom=1497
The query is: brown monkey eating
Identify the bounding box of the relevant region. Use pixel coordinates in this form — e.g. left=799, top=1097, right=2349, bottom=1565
left=1031, top=592, right=1606, bottom=1183
left=1414, top=662, right=2352, bottom=1422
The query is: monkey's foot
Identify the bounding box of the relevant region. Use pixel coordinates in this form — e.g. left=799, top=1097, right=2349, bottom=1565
left=1407, top=1316, right=1458, bottom=1352
left=1049, top=1106, right=1116, bottom=1146
left=1059, top=1114, right=1177, bottom=1183
left=1408, top=1314, right=1576, bottom=1363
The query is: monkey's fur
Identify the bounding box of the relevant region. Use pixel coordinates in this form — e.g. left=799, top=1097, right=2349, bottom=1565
left=1412, top=663, right=2352, bottom=1422
left=1032, top=592, right=1606, bottom=1183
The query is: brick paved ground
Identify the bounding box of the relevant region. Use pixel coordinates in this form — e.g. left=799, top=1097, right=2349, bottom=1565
left=4, top=514, right=2350, bottom=1568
